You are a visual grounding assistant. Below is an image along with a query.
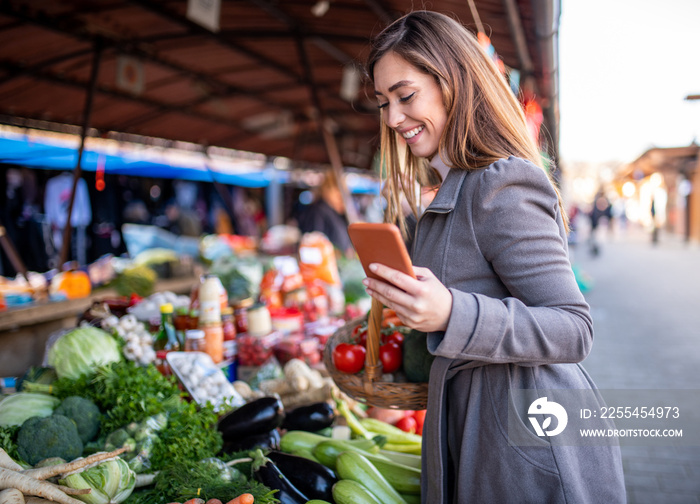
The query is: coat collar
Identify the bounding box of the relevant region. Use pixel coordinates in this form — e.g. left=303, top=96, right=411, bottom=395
left=426, top=166, right=469, bottom=212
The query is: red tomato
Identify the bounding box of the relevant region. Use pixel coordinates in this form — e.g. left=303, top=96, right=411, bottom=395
left=379, top=341, right=402, bottom=373
left=352, top=325, right=368, bottom=346
left=413, top=410, right=426, bottom=435
left=395, top=415, right=417, bottom=434
left=382, top=331, right=404, bottom=346
left=332, top=343, right=366, bottom=374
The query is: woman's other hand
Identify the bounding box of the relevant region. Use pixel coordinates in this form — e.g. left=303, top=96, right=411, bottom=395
left=363, top=263, right=452, bottom=332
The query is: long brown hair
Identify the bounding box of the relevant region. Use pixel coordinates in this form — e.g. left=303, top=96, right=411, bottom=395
left=366, top=11, right=568, bottom=231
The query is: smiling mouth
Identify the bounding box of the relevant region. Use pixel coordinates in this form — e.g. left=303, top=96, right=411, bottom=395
left=402, top=126, right=424, bottom=139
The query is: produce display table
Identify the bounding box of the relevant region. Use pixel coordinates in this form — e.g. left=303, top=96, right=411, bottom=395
left=0, top=276, right=197, bottom=377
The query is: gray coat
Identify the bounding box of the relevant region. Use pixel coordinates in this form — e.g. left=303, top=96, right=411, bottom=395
left=413, top=157, right=626, bottom=503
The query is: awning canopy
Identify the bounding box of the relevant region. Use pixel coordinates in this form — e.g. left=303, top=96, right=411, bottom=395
left=0, top=0, right=560, bottom=168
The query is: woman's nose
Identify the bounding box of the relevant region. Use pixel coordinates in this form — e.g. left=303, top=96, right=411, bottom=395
left=384, top=105, right=405, bottom=129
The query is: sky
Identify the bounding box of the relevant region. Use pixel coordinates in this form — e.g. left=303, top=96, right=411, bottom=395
left=558, top=0, right=700, bottom=163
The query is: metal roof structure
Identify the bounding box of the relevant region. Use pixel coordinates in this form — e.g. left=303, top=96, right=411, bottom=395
left=0, top=0, right=560, bottom=170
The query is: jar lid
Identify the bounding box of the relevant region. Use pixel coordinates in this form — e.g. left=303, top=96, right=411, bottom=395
left=232, top=297, right=254, bottom=309
left=160, top=303, right=174, bottom=313
left=185, top=329, right=205, bottom=339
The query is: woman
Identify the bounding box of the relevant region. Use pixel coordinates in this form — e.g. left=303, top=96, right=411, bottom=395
left=362, top=11, right=626, bottom=503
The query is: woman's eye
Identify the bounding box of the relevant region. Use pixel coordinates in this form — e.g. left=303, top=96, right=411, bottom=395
left=377, top=102, right=389, bottom=109
left=399, top=92, right=415, bottom=103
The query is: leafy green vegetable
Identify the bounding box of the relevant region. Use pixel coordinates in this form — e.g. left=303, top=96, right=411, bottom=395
left=54, top=396, right=102, bottom=443
left=47, top=361, right=182, bottom=435
left=40, top=361, right=222, bottom=472
left=0, top=392, right=60, bottom=427
left=0, top=425, right=21, bottom=462
left=17, top=366, right=57, bottom=391
left=149, top=401, right=222, bottom=471
left=124, top=458, right=278, bottom=504
left=17, top=414, right=83, bottom=465
left=104, top=413, right=168, bottom=473
left=48, top=326, right=123, bottom=380
left=61, top=456, right=136, bottom=504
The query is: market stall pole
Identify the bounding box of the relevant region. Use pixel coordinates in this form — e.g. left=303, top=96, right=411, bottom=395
left=295, top=34, right=359, bottom=225
left=0, top=216, right=28, bottom=284
left=58, top=38, right=103, bottom=267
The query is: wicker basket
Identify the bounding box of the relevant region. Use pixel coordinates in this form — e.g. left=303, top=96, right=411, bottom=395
left=323, top=299, right=429, bottom=410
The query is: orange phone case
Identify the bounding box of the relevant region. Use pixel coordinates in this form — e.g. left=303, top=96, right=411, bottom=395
left=347, top=222, right=416, bottom=282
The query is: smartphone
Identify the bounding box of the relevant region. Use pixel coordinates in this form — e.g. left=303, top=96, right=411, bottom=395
left=347, top=222, right=416, bottom=283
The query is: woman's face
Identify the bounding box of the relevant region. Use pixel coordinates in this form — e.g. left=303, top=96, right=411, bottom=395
left=373, top=51, right=447, bottom=159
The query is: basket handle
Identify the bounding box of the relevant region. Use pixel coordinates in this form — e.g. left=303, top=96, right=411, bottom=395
left=364, top=297, right=383, bottom=388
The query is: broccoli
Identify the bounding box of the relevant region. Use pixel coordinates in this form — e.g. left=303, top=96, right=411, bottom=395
left=53, top=395, right=101, bottom=443
left=17, top=415, right=84, bottom=466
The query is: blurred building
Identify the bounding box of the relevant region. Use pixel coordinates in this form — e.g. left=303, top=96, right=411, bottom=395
left=615, top=143, right=699, bottom=242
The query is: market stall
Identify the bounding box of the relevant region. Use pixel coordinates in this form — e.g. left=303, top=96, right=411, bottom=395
left=0, top=228, right=431, bottom=504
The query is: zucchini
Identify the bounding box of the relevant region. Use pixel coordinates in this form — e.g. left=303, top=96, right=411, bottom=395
left=378, top=450, right=422, bottom=469
left=336, top=451, right=407, bottom=504
left=281, top=430, right=380, bottom=456
left=400, top=493, right=421, bottom=504
left=313, top=439, right=389, bottom=470
left=332, top=479, right=382, bottom=504
left=360, top=418, right=423, bottom=445
left=280, top=430, right=330, bottom=453
left=382, top=442, right=422, bottom=455
left=363, top=453, right=421, bottom=495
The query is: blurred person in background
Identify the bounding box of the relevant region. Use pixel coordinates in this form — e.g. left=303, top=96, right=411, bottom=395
left=296, top=172, right=353, bottom=255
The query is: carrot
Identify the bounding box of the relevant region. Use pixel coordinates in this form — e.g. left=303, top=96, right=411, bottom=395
left=183, top=499, right=204, bottom=504
left=226, top=494, right=254, bottom=504
left=0, top=488, right=24, bottom=504
left=0, top=467, right=84, bottom=504
left=205, top=500, right=222, bottom=504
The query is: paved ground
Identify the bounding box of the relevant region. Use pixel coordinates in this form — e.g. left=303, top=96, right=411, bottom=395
left=571, top=223, right=700, bottom=503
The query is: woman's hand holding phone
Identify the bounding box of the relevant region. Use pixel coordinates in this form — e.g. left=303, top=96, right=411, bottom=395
left=348, top=222, right=452, bottom=332
left=362, top=263, right=452, bottom=333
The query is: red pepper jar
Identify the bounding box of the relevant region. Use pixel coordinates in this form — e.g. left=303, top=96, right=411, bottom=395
left=222, top=306, right=236, bottom=341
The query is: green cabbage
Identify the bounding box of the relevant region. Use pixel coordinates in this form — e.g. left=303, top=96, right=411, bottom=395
left=48, top=326, right=123, bottom=380
left=60, top=456, right=136, bottom=504
left=0, top=392, right=60, bottom=427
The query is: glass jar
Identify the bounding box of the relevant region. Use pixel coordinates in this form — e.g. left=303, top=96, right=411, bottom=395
left=185, top=329, right=207, bottom=352
left=202, top=323, right=224, bottom=363
left=221, top=307, right=236, bottom=341
left=247, top=303, right=272, bottom=337
left=232, top=297, right=254, bottom=334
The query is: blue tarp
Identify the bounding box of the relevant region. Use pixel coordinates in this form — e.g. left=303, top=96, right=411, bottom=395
left=0, top=129, right=381, bottom=194
left=0, top=133, right=286, bottom=188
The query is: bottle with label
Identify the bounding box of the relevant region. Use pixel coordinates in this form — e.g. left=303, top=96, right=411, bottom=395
left=199, top=275, right=226, bottom=326
left=154, top=303, right=180, bottom=352
left=173, top=306, right=189, bottom=347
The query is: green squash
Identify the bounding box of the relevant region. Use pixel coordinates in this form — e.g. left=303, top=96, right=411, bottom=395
left=402, top=329, right=434, bottom=383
